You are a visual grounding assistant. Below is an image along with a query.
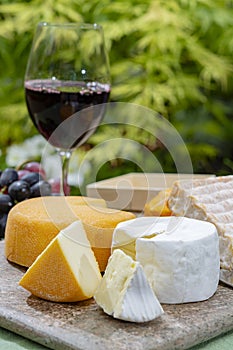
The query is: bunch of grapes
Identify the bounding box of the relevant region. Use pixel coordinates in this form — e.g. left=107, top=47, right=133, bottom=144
left=0, top=161, right=70, bottom=239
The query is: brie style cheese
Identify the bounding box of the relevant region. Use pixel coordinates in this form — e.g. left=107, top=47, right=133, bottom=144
left=168, top=175, right=233, bottom=219
left=168, top=175, right=233, bottom=270
left=94, top=249, right=164, bottom=322
left=111, top=216, right=168, bottom=259
left=137, top=217, right=220, bottom=303
left=112, top=216, right=220, bottom=304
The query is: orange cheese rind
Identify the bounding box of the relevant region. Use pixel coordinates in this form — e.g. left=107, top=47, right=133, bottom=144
left=5, top=196, right=135, bottom=271
left=19, top=220, right=102, bottom=302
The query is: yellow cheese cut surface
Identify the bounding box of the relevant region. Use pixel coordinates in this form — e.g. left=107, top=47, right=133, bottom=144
left=19, top=221, right=102, bottom=302
left=5, top=196, right=135, bottom=271
left=144, top=189, right=172, bottom=216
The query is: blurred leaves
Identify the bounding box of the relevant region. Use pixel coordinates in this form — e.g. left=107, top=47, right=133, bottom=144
left=0, top=0, right=233, bottom=177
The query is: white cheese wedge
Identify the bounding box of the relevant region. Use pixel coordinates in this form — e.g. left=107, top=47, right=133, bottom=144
left=19, top=220, right=102, bottom=302
left=94, top=249, right=164, bottom=322
left=168, top=175, right=233, bottom=270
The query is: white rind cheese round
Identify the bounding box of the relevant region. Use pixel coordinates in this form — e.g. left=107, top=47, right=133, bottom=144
left=112, top=216, right=220, bottom=304
left=112, top=216, right=170, bottom=260
left=94, top=249, right=164, bottom=322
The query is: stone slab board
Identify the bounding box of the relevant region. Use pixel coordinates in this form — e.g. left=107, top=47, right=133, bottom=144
left=0, top=241, right=233, bottom=350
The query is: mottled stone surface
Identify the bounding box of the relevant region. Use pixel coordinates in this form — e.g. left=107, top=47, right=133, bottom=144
left=0, top=241, right=233, bottom=350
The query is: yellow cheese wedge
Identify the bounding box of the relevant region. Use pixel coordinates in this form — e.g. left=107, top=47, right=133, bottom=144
left=19, top=220, right=102, bottom=302
left=144, top=189, right=172, bottom=216
left=5, top=196, right=135, bottom=271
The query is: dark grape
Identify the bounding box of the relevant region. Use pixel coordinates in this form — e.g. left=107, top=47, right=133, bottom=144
left=23, top=162, right=46, bottom=178
left=8, top=180, right=31, bottom=202
left=0, top=168, right=18, bottom=187
left=0, top=194, right=14, bottom=214
left=21, top=172, right=42, bottom=186
left=30, top=180, right=51, bottom=197
left=0, top=213, right=7, bottom=239
left=17, top=169, right=30, bottom=179
left=0, top=162, right=60, bottom=237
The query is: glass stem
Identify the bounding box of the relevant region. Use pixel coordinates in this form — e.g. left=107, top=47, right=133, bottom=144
left=58, top=150, right=72, bottom=196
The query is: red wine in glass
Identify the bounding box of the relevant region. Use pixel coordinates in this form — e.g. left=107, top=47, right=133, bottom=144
left=24, top=22, right=111, bottom=195
left=25, top=79, right=110, bottom=149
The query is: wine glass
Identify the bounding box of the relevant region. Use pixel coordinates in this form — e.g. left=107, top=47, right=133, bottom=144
left=24, top=22, right=110, bottom=195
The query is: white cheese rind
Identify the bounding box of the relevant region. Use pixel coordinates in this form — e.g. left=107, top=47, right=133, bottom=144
left=168, top=175, right=233, bottom=219
left=114, top=263, right=164, bottom=322
left=111, top=216, right=171, bottom=259
left=168, top=175, right=233, bottom=270
left=112, top=216, right=219, bottom=304
left=94, top=249, right=164, bottom=322
left=136, top=217, right=219, bottom=304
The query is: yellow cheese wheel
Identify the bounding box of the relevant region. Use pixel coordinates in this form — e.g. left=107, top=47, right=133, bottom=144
left=5, top=196, right=135, bottom=271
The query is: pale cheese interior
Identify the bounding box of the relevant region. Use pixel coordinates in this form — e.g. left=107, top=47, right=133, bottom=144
left=19, top=220, right=102, bottom=302
left=58, top=221, right=102, bottom=297
left=94, top=249, right=137, bottom=315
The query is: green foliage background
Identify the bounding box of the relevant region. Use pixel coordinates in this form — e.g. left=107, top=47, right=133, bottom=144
left=0, top=0, right=233, bottom=179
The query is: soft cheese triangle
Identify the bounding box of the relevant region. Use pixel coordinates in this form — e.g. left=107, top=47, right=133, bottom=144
left=19, top=220, right=102, bottom=302
left=112, top=217, right=220, bottom=304
left=94, top=249, right=164, bottom=323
